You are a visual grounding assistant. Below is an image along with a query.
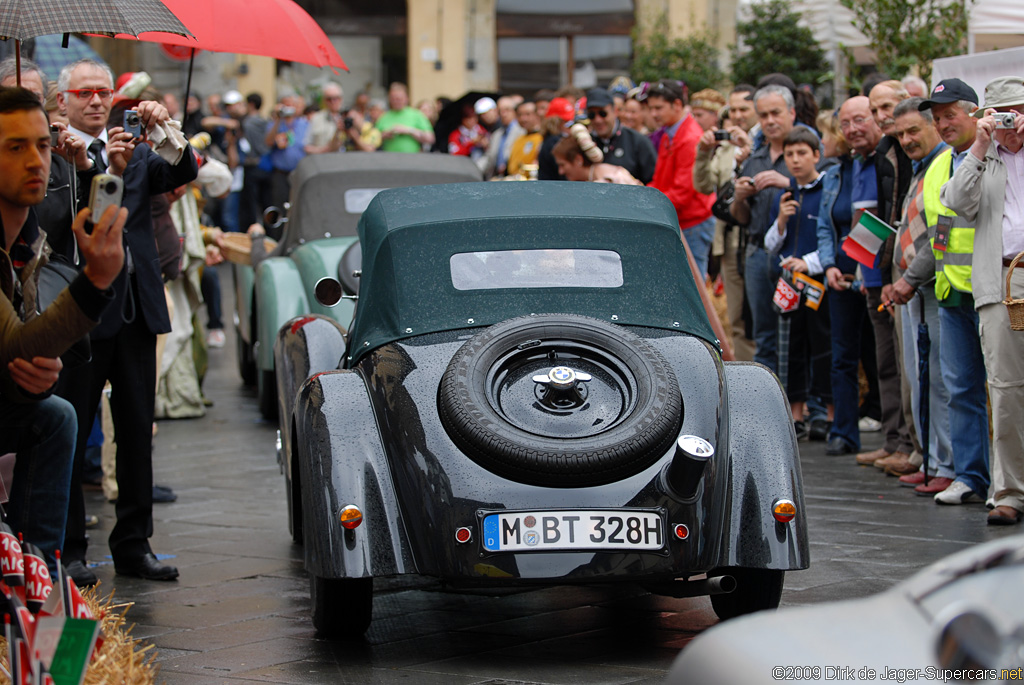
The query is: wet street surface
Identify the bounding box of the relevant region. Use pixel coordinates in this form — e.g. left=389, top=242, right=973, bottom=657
left=78, top=265, right=1019, bottom=684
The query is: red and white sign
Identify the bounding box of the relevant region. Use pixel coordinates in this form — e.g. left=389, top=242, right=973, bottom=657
left=773, top=277, right=801, bottom=313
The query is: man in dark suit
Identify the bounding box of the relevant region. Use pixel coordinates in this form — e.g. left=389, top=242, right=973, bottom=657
left=53, top=59, right=197, bottom=583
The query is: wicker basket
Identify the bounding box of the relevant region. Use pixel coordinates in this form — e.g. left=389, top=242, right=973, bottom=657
left=220, top=233, right=277, bottom=266
left=1004, top=250, right=1024, bottom=330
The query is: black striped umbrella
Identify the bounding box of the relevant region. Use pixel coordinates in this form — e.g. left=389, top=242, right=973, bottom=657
left=0, top=0, right=191, bottom=85
left=0, top=0, right=190, bottom=42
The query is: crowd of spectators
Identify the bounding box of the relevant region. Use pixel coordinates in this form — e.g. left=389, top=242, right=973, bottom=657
left=1, top=54, right=1022, bottom=598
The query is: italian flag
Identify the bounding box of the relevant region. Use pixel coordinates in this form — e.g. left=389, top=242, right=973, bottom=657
left=842, top=211, right=896, bottom=268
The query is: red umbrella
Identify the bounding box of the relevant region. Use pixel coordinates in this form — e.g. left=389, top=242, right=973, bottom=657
left=109, top=0, right=346, bottom=71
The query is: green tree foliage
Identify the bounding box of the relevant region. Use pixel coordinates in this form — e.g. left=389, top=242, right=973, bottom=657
left=730, top=0, right=829, bottom=87
left=839, top=0, right=973, bottom=83
left=631, top=15, right=726, bottom=93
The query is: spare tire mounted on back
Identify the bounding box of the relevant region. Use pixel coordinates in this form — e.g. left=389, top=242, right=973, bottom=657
left=439, top=314, right=682, bottom=487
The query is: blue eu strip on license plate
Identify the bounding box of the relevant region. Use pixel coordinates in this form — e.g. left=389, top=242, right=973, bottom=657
left=481, top=510, right=663, bottom=552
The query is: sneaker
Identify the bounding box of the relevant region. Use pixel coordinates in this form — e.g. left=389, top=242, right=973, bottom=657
left=794, top=421, right=809, bottom=441
left=207, top=329, right=226, bottom=348
left=934, top=480, right=984, bottom=505
left=858, top=416, right=883, bottom=432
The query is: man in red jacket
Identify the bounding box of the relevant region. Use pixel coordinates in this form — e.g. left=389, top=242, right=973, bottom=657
left=647, top=79, right=716, bottom=278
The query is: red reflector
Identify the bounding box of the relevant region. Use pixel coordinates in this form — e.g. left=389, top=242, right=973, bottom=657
left=673, top=523, right=689, bottom=540
left=455, top=527, right=472, bottom=544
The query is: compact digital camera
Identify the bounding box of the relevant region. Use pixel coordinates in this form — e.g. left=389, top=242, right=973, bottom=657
left=123, top=110, right=143, bottom=138
left=714, top=130, right=730, bottom=142
left=50, top=124, right=60, bottom=147
left=88, top=174, right=124, bottom=228
left=994, top=112, right=1018, bottom=129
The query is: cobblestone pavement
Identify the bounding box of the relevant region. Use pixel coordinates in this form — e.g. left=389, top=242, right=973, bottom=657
left=76, top=266, right=1018, bottom=684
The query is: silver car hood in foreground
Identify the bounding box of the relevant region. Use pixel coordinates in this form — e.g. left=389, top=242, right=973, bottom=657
left=668, top=534, right=1024, bottom=684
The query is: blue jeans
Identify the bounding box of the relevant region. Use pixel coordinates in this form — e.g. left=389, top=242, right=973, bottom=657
left=828, top=287, right=867, bottom=450
left=223, top=190, right=241, bottom=233
left=744, top=244, right=779, bottom=373
left=938, top=301, right=990, bottom=496
left=202, top=266, right=223, bottom=331
left=682, top=216, right=716, bottom=281
left=900, top=292, right=955, bottom=478
left=0, top=394, right=76, bottom=577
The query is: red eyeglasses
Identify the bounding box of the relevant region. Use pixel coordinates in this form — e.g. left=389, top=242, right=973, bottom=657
left=64, top=89, right=114, bottom=101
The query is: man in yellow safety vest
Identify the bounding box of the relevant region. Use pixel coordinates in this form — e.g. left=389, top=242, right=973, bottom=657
left=890, top=79, right=991, bottom=506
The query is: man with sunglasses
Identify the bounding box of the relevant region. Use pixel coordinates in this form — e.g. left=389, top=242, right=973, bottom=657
left=52, top=59, right=198, bottom=586
left=584, top=87, right=656, bottom=185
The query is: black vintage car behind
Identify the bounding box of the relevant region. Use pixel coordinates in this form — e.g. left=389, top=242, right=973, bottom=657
left=272, top=182, right=809, bottom=636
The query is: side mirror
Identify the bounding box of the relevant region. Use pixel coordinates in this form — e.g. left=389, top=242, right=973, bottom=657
left=314, top=277, right=344, bottom=307
left=262, top=206, right=282, bottom=228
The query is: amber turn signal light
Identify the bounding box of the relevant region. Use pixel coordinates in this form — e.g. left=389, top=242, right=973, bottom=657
left=340, top=505, right=363, bottom=529
left=772, top=498, right=796, bottom=523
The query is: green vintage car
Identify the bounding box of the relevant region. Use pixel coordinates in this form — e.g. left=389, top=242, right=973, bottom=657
left=273, top=182, right=808, bottom=637
left=233, top=152, right=482, bottom=417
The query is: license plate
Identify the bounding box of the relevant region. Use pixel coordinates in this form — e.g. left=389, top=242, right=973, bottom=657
left=481, top=510, right=663, bottom=552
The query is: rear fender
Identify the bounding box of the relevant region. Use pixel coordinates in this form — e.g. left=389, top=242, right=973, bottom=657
left=294, top=370, right=413, bottom=579
left=255, top=258, right=309, bottom=371
left=719, top=362, right=809, bottom=571
left=275, top=314, right=347, bottom=467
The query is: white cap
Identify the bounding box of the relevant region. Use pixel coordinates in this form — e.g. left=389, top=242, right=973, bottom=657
left=222, top=90, right=243, bottom=105
left=474, top=97, right=497, bottom=114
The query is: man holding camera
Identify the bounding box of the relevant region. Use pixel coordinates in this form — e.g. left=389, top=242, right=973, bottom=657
left=0, top=58, right=101, bottom=264
left=264, top=95, right=307, bottom=207
left=0, top=85, right=127, bottom=575
left=54, top=59, right=198, bottom=584
left=304, top=83, right=379, bottom=155
left=941, top=76, right=1024, bottom=525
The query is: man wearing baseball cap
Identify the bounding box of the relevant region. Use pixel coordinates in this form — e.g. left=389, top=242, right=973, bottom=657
left=891, top=78, right=991, bottom=505
left=941, top=75, right=1024, bottom=525
left=584, top=87, right=656, bottom=184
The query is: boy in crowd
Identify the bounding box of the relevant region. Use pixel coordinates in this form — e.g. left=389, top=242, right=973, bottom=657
left=764, top=127, right=833, bottom=436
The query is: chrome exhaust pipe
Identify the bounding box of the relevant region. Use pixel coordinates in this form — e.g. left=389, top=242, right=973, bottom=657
left=645, top=574, right=736, bottom=598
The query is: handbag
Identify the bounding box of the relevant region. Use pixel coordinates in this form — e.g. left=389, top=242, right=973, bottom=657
left=36, top=258, right=92, bottom=368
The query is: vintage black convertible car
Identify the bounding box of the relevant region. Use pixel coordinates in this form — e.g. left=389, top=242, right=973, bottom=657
left=273, top=182, right=808, bottom=636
